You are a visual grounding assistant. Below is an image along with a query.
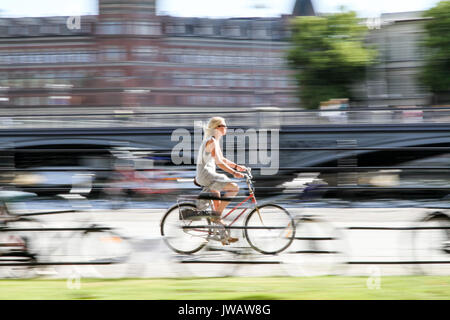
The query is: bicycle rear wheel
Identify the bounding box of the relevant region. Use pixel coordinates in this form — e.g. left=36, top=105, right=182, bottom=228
left=244, top=204, right=295, bottom=255
left=160, top=202, right=208, bottom=254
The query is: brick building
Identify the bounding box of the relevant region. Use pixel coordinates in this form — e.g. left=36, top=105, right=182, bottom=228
left=0, top=0, right=315, bottom=110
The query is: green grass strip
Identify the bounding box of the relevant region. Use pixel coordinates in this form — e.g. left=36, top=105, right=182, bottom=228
left=0, top=276, right=449, bottom=300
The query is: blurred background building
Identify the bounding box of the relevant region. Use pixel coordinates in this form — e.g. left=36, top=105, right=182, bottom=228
left=0, top=0, right=439, bottom=110
left=356, top=11, right=432, bottom=108
left=0, top=0, right=317, bottom=110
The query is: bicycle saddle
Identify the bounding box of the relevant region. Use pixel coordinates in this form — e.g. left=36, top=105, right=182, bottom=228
left=193, top=178, right=203, bottom=188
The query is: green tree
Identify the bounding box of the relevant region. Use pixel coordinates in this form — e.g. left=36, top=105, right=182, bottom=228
left=287, top=11, right=377, bottom=109
left=421, top=1, right=450, bottom=103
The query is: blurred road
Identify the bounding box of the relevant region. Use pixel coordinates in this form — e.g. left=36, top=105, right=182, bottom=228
left=7, top=203, right=448, bottom=279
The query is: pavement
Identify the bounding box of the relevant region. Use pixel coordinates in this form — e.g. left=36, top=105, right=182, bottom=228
left=2, top=204, right=448, bottom=278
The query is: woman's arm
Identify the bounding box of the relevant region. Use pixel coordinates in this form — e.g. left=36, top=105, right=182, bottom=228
left=222, top=157, right=247, bottom=172
left=222, top=157, right=237, bottom=168
left=207, top=140, right=247, bottom=172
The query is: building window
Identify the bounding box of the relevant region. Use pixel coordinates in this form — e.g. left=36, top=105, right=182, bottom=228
left=127, top=23, right=161, bottom=35
left=8, top=26, right=29, bottom=36
left=97, top=22, right=122, bottom=35
left=185, top=24, right=194, bottom=34
left=40, top=25, right=60, bottom=34
left=103, top=46, right=126, bottom=61
left=252, top=27, right=266, bottom=39
left=213, top=25, right=222, bottom=36
left=224, top=25, right=240, bottom=37
left=133, top=46, right=158, bottom=60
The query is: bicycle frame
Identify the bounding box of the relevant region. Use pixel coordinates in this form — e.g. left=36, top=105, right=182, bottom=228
left=207, top=168, right=260, bottom=228
left=219, top=193, right=255, bottom=226
left=175, top=168, right=267, bottom=236
left=165, top=168, right=296, bottom=255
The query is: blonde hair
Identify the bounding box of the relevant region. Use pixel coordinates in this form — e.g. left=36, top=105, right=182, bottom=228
left=203, top=116, right=226, bottom=138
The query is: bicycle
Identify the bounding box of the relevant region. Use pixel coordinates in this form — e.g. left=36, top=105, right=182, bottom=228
left=281, top=214, right=348, bottom=276
left=411, top=208, right=450, bottom=275
left=0, top=191, right=132, bottom=278
left=160, top=168, right=296, bottom=255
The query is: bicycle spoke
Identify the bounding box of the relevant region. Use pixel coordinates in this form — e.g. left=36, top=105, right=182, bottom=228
left=161, top=203, right=207, bottom=254
left=244, top=204, right=295, bottom=255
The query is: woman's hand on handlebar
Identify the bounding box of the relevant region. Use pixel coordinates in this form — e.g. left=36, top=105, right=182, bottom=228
left=233, top=171, right=244, bottom=179
left=235, top=164, right=248, bottom=172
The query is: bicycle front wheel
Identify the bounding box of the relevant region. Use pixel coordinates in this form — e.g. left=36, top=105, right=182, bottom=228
left=160, top=202, right=208, bottom=255
left=244, top=204, right=295, bottom=255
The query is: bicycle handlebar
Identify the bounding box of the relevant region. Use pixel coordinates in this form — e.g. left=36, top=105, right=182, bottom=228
left=234, top=167, right=252, bottom=181
left=243, top=167, right=253, bottom=181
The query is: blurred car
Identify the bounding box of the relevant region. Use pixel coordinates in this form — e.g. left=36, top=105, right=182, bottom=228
left=11, top=166, right=94, bottom=196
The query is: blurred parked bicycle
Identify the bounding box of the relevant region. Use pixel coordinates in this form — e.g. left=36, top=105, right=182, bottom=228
left=412, top=208, right=450, bottom=275
left=0, top=190, right=132, bottom=278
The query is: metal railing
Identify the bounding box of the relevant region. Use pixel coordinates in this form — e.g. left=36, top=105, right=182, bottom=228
left=0, top=106, right=449, bottom=129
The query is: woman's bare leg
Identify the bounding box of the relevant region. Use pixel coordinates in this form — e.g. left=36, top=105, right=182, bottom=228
left=216, top=182, right=239, bottom=215
left=214, top=183, right=239, bottom=244
left=209, top=190, right=221, bottom=212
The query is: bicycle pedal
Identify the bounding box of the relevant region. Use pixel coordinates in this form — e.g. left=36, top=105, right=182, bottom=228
left=208, top=235, right=227, bottom=243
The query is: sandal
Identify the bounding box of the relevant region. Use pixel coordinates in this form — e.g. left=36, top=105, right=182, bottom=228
left=221, top=236, right=239, bottom=245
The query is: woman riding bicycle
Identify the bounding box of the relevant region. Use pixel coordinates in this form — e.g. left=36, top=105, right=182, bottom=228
left=195, top=117, right=248, bottom=243
left=161, top=116, right=295, bottom=253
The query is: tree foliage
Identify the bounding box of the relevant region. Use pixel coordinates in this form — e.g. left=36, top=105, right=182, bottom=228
left=421, top=1, right=450, bottom=99
left=287, top=11, right=377, bottom=109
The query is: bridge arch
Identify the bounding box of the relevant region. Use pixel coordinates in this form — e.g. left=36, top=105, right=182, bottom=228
left=311, top=137, right=450, bottom=168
